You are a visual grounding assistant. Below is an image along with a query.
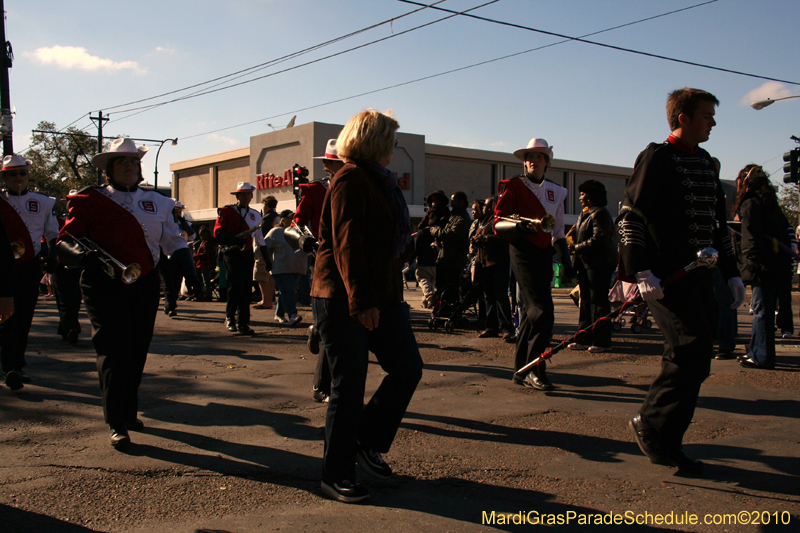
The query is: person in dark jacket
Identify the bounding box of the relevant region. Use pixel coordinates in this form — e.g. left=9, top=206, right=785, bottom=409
left=733, top=164, right=791, bottom=370
left=472, top=196, right=514, bottom=339
left=427, top=191, right=470, bottom=301
left=311, top=109, right=422, bottom=504
left=413, top=191, right=448, bottom=308
left=568, top=180, right=617, bottom=352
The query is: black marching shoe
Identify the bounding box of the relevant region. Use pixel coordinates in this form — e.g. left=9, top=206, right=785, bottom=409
left=109, top=427, right=131, bottom=450
left=66, top=329, right=79, bottom=345
left=3, top=370, right=23, bottom=391
left=126, top=419, right=145, bottom=432
left=524, top=372, right=554, bottom=391
left=17, top=369, right=32, bottom=383
left=168, top=309, right=178, bottom=318
left=629, top=414, right=673, bottom=466
left=670, top=449, right=704, bottom=477
left=237, top=324, right=255, bottom=335
left=307, top=325, right=320, bottom=355
left=225, top=319, right=237, bottom=333
left=321, top=479, right=369, bottom=503
left=356, top=446, right=393, bottom=480
left=511, top=372, right=526, bottom=386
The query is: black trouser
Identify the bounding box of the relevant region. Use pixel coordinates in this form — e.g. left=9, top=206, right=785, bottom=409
left=0, top=260, right=41, bottom=373
left=53, top=263, right=83, bottom=337
left=158, top=253, right=181, bottom=312
left=313, top=349, right=331, bottom=395
left=314, top=298, right=423, bottom=482
left=480, top=263, right=514, bottom=334
left=81, top=267, right=160, bottom=428
left=223, top=249, right=254, bottom=327
left=639, top=269, right=715, bottom=453
left=775, top=266, right=793, bottom=335
left=509, top=241, right=554, bottom=375
left=577, top=266, right=614, bottom=348
left=435, top=263, right=462, bottom=302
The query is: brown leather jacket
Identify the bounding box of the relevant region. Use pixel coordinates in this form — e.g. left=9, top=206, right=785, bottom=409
left=310, top=162, right=404, bottom=316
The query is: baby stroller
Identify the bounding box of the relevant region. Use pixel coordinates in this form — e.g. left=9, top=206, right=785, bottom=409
left=427, top=256, right=481, bottom=332
left=608, top=279, right=653, bottom=333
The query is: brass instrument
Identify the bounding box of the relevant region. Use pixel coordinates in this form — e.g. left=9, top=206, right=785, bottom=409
left=496, top=213, right=556, bottom=233
left=65, top=231, right=142, bottom=284
left=10, top=241, right=25, bottom=260
left=220, top=220, right=264, bottom=253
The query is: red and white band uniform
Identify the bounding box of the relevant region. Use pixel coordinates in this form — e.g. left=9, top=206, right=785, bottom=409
left=0, top=188, right=58, bottom=375
left=494, top=176, right=567, bottom=378
left=294, top=181, right=328, bottom=239
left=58, top=184, right=189, bottom=429
left=214, top=204, right=266, bottom=329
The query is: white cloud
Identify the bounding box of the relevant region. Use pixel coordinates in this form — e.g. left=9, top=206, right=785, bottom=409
left=154, top=46, right=176, bottom=54
left=490, top=141, right=506, bottom=147
left=25, top=46, right=145, bottom=73
left=741, top=82, right=793, bottom=105
left=207, top=133, right=238, bottom=146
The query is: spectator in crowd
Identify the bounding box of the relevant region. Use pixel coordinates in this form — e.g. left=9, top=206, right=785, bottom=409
left=567, top=180, right=617, bottom=353
left=194, top=226, right=217, bottom=302
left=265, top=210, right=306, bottom=326
left=159, top=200, right=196, bottom=316
left=253, top=195, right=279, bottom=310
left=413, top=190, right=449, bottom=308
left=427, top=190, right=471, bottom=302
left=734, top=164, right=791, bottom=370
left=311, top=109, right=422, bottom=503
left=472, top=196, right=514, bottom=339
left=713, top=158, right=738, bottom=359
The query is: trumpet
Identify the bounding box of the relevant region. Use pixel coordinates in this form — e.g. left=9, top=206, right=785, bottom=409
left=496, top=213, right=556, bottom=233
left=10, top=241, right=25, bottom=260
left=65, top=231, right=142, bottom=284
left=220, top=221, right=264, bottom=253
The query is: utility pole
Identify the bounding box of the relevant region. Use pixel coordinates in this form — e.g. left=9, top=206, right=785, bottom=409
left=89, top=111, right=109, bottom=185
left=0, top=0, right=14, bottom=156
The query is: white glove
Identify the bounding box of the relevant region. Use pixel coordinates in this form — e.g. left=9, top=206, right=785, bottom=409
left=727, top=276, right=745, bottom=309
left=635, top=270, right=664, bottom=302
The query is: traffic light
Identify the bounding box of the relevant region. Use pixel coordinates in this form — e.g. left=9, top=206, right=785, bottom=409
left=783, top=148, right=800, bottom=184
left=292, top=163, right=309, bottom=198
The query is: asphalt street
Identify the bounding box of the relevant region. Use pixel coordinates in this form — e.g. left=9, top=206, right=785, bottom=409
left=1, top=284, right=798, bottom=532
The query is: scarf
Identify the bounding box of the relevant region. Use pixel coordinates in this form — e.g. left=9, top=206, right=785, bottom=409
left=355, top=159, right=412, bottom=258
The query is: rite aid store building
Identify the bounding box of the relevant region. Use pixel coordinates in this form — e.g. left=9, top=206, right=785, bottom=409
left=170, top=121, right=634, bottom=228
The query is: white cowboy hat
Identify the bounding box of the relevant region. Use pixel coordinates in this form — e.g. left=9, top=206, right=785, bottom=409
left=172, top=199, right=186, bottom=209
left=2, top=154, right=32, bottom=171
left=513, top=138, right=554, bottom=162
left=313, top=139, right=342, bottom=161
left=230, top=181, right=256, bottom=194
left=92, top=137, right=148, bottom=172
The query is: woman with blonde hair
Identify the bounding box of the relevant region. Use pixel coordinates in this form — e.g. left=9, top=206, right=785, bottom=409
left=311, top=109, right=422, bottom=503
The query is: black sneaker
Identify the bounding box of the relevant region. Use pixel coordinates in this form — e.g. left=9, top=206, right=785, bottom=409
left=356, top=447, right=392, bottom=480
left=4, top=370, right=23, bottom=391
left=511, top=372, right=526, bottom=386
left=168, top=309, right=178, bottom=318
left=523, top=372, right=554, bottom=391
left=225, top=319, right=237, bottom=333
left=312, top=387, right=329, bottom=403
left=308, top=325, right=320, bottom=355
left=237, top=325, right=255, bottom=335
left=109, top=427, right=130, bottom=450
left=321, top=479, right=369, bottom=503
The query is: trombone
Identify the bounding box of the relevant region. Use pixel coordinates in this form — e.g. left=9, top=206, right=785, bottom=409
left=496, top=213, right=556, bottom=233
left=65, top=231, right=142, bottom=284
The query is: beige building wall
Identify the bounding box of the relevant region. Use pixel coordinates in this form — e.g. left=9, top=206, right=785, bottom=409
left=425, top=157, right=494, bottom=202
left=217, top=159, right=250, bottom=206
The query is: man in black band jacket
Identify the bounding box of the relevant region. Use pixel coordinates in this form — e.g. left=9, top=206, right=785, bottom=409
left=618, top=88, right=745, bottom=477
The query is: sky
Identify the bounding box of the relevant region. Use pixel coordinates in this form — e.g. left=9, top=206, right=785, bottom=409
left=5, top=0, right=800, bottom=189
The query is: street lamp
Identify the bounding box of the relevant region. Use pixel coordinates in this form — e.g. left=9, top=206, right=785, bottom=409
left=751, top=94, right=800, bottom=110
left=153, top=138, right=178, bottom=191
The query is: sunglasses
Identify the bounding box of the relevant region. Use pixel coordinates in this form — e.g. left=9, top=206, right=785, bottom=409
left=4, top=169, right=28, bottom=177
left=113, top=157, right=141, bottom=167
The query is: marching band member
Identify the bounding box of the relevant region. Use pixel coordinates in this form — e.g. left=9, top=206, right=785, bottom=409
left=619, top=88, right=744, bottom=476
left=494, top=138, right=572, bottom=392
left=0, top=155, right=58, bottom=391
left=214, top=182, right=268, bottom=335
left=57, top=138, right=200, bottom=449
left=300, top=139, right=343, bottom=404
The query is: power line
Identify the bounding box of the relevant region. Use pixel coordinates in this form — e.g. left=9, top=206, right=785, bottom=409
left=399, top=0, right=800, bottom=86
left=180, top=0, right=719, bottom=142
left=103, top=0, right=500, bottom=121
left=96, top=0, right=457, bottom=115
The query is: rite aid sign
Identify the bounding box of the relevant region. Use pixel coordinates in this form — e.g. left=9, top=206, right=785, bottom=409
left=255, top=170, right=292, bottom=190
